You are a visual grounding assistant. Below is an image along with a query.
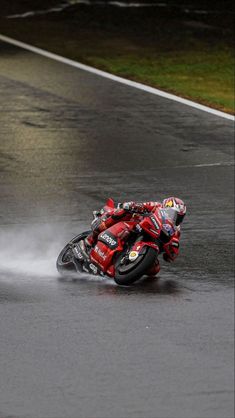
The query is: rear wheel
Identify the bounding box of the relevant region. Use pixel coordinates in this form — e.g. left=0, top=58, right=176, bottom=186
left=56, top=231, right=91, bottom=276
left=114, top=246, right=157, bottom=286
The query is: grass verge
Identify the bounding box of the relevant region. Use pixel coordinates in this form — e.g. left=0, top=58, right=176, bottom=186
left=0, top=3, right=234, bottom=114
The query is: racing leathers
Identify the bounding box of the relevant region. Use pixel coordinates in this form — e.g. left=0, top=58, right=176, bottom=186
left=85, top=201, right=181, bottom=276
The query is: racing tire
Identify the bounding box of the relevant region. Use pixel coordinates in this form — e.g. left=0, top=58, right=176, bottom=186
left=114, top=246, right=157, bottom=286
left=56, top=230, right=91, bottom=276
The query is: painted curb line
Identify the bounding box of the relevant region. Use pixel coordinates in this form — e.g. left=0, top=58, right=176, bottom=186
left=0, top=33, right=234, bottom=121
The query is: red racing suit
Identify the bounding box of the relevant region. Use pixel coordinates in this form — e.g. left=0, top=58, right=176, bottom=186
left=86, top=201, right=181, bottom=275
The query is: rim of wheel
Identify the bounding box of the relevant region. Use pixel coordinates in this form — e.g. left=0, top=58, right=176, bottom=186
left=62, top=247, right=73, bottom=263
left=117, top=254, right=144, bottom=274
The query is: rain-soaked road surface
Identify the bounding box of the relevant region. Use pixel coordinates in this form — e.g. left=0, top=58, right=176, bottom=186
left=0, top=40, right=234, bottom=418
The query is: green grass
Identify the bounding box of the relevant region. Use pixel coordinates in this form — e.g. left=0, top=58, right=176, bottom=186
left=82, top=50, right=234, bottom=113
left=0, top=9, right=234, bottom=114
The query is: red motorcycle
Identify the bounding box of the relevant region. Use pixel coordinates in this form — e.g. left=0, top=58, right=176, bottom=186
left=56, top=198, right=174, bottom=286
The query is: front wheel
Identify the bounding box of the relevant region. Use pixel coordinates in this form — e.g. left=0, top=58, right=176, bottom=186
left=114, top=246, right=157, bottom=286
left=56, top=230, right=91, bottom=276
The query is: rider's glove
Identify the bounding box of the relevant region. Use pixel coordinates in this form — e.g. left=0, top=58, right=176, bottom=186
left=92, top=209, right=104, bottom=219
left=118, top=202, right=133, bottom=210
left=91, top=216, right=102, bottom=231
left=91, top=213, right=112, bottom=232
left=118, top=202, right=146, bottom=213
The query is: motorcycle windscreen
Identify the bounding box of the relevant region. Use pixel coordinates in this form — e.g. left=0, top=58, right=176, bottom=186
left=159, top=207, right=178, bottom=224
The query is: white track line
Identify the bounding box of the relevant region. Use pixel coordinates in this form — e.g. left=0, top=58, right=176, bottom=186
left=0, top=33, right=234, bottom=121
left=193, top=162, right=234, bottom=167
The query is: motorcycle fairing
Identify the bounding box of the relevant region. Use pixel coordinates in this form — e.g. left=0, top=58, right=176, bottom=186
left=90, top=220, right=159, bottom=276
left=140, top=208, right=175, bottom=243
left=90, top=221, right=136, bottom=274
left=99, top=230, right=118, bottom=249
left=130, top=240, right=159, bottom=254
left=139, top=209, right=163, bottom=239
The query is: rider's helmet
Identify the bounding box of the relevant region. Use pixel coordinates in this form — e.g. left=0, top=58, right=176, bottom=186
left=162, top=197, right=186, bottom=226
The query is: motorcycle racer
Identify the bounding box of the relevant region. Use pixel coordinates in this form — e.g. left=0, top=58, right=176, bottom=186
left=84, top=197, right=186, bottom=276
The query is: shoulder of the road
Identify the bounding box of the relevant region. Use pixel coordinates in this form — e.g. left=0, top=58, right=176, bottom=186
left=0, top=33, right=234, bottom=122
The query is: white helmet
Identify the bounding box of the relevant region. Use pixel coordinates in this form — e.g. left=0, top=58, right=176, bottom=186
left=162, top=197, right=186, bottom=226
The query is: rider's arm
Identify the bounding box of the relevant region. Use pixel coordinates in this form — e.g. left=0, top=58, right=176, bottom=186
left=91, top=205, right=130, bottom=230
left=91, top=200, right=160, bottom=230
left=118, top=201, right=161, bottom=213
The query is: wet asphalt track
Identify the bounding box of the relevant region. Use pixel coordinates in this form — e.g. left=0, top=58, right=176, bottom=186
left=0, top=40, right=234, bottom=418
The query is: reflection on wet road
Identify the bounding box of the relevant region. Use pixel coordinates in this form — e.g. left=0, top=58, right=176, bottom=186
left=0, top=40, right=234, bottom=418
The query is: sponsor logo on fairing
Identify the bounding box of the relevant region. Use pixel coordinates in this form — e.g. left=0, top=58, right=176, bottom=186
left=94, top=245, right=107, bottom=260
left=150, top=216, right=160, bottom=230
left=73, top=246, right=84, bottom=260
left=163, top=223, right=174, bottom=236
left=135, top=224, right=142, bottom=232
left=89, top=263, right=98, bottom=274
left=99, top=231, right=118, bottom=249
left=129, top=251, right=139, bottom=261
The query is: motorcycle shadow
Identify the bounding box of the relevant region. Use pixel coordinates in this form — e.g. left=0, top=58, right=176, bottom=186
left=57, top=273, right=180, bottom=296
left=103, top=276, right=180, bottom=296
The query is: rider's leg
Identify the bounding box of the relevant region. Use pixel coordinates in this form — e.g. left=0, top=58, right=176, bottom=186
left=85, top=215, right=116, bottom=247
left=85, top=207, right=130, bottom=248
